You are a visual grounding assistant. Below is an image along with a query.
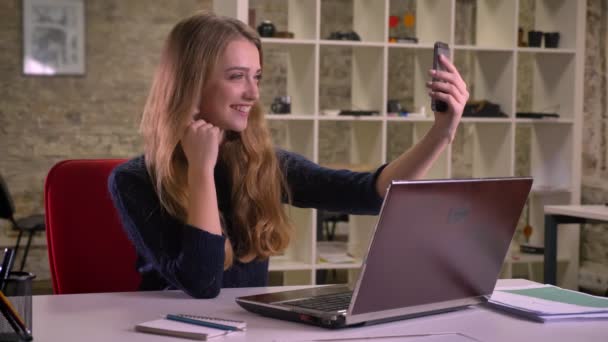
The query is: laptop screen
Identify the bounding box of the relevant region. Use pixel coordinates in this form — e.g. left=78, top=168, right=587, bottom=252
left=350, top=178, right=532, bottom=316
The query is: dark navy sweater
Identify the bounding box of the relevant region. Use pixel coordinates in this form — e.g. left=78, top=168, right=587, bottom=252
left=108, top=149, right=385, bottom=298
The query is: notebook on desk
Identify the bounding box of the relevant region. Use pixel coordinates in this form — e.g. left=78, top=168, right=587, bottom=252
left=236, top=177, right=533, bottom=329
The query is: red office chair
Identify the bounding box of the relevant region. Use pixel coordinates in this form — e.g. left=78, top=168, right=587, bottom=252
left=45, top=159, right=141, bottom=294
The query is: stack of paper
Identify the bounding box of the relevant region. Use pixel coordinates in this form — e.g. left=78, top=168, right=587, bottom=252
left=489, top=284, right=608, bottom=322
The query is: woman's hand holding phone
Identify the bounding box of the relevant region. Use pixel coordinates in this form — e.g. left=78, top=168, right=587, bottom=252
left=427, top=43, right=469, bottom=143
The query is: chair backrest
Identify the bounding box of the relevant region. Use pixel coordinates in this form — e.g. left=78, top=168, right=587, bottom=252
left=45, top=159, right=141, bottom=294
left=0, top=173, right=16, bottom=220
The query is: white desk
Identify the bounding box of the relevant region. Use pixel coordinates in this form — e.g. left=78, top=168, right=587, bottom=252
left=543, top=205, right=608, bottom=285
left=33, top=279, right=608, bottom=342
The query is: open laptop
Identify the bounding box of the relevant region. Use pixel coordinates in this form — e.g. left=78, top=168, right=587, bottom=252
left=236, top=177, right=533, bottom=328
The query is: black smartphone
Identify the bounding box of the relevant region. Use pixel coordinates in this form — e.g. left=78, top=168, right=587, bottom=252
left=431, top=41, right=450, bottom=113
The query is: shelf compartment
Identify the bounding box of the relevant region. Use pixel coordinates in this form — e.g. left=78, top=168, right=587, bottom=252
left=455, top=0, right=517, bottom=48
left=515, top=124, right=573, bottom=192
left=387, top=47, right=434, bottom=117
left=260, top=43, right=316, bottom=116
left=346, top=215, right=378, bottom=260
left=519, top=0, right=579, bottom=50
left=529, top=125, right=573, bottom=191
left=268, top=120, right=314, bottom=160
left=320, top=0, right=386, bottom=42
left=455, top=49, right=516, bottom=118
left=276, top=206, right=315, bottom=268
left=318, top=120, right=384, bottom=168
left=516, top=51, right=575, bottom=120
left=451, top=122, right=513, bottom=178
left=250, top=0, right=317, bottom=40
left=319, top=45, right=384, bottom=115
left=389, top=0, right=452, bottom=45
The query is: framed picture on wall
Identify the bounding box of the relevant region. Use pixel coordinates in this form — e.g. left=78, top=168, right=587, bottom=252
left=22, top=0, right=85, bottom=75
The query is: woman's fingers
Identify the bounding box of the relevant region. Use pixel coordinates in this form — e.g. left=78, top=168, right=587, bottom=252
left=426, top=81, right=466, bottom=105
left=429, top=89, right=459, bottom=111
left=428, top=56, right=468, bottom=98
left=428, top=71, right=467, bottom=99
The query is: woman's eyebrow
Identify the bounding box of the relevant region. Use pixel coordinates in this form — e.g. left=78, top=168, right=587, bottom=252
left=224, top=66, right=262, bottom=73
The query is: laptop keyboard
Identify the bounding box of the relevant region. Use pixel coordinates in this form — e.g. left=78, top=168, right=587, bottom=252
left=283, top=292, right=352, bottom=312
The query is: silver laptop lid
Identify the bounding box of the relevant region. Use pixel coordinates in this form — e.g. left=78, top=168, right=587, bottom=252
left=346, top=177, right=533, bottom=325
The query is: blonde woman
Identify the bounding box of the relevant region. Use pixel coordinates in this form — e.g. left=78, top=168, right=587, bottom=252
left=109, top=11, right=468, bottom=298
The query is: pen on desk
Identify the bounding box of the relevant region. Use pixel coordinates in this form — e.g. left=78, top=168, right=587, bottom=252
left=165, top=314, right=244, bottom=331
left=0, top=248, right=15, bottom=292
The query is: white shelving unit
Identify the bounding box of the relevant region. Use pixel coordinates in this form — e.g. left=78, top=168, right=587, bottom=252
left=214, top=0, right=586, bottom=288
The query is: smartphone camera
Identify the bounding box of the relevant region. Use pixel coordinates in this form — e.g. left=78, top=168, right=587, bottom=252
left=431, top=41, right=450, bottom=113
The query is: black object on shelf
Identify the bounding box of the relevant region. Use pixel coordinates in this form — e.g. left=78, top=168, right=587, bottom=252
left=516, top=112, right=560, bottom=119
left=520, top=244, right=545, bottom=255
left=257, top=20, right=276, bottom=37
left=528, top=30, right=543, bottom=47
left=270, top=96, right=291, bottom=114
left=463, top=101, right=507, bottom=118
left=338, top=110, right=379, bottom=116
left=327, top=31, right=361, bottom=41
left=544, top=32, right=560, bottom=48
left=389, top=36, right=419, bottom=44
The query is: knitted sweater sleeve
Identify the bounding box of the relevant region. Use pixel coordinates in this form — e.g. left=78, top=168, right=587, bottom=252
left=277, top=149, right=386, bottom=215
left=108, top=162, right=226, bottom=298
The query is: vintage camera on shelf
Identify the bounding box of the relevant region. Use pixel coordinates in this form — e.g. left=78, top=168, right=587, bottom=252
left=327, top=31, right=361, bottom=41
left=270, top=96, right=291, bottom=114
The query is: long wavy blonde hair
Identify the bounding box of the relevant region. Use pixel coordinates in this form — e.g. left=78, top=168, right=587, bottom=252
left=140, top=11, right=292, bottom=269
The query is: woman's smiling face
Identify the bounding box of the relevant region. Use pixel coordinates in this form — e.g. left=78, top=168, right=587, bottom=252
left=197, top=38, right=261, bottom=132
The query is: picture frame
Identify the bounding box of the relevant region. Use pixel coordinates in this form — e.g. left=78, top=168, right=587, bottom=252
left=22, top=0, right=85, bottom=76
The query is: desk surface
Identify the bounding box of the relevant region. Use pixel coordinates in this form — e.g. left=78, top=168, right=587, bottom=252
left=544, top=204, right=608, bottom=221
left=33, top=279, right=608, bottom=342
